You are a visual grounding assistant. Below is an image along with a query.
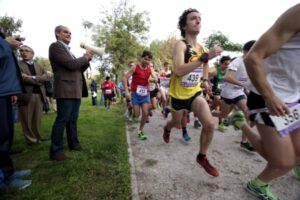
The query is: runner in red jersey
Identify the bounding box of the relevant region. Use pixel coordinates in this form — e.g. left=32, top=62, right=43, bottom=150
left=101, top=76, right=116, bottom=110
left=123, top=50, right=157, bottom=140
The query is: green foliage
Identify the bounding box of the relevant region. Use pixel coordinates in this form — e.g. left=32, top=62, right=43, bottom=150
left=35, top=57, right=52, bottom=72
left=204, top=31, right=243, bottom=52
left=0, top=15, right=23, bottom=36
left=0, top=98, right=131, bottom=199
left=82, top=0, right=150, bottom=80
left=149, top=36, right=176, bottom=71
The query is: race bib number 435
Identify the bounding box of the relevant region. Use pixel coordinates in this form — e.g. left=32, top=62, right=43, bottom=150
left=181, top=68, right=202, bottom=87
left=269, top=104, right=300, bottom=137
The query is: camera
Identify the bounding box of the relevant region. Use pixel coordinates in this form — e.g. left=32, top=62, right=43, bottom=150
left=15, top=36, right=25, bottom=42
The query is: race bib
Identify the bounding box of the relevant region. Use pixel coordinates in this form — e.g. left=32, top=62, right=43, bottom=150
left=217, top=80, right=225, bottom=90
left=160, top=77, right=170, bottom=88
left=136, top=85, right=148, bottom=96
left=149, top=85, right=156, bottom=91
left=105, top=89, right=112, bottom=94
left=181, top=68, right=202, bottom=87
left=269, top=104, right=300, bottom=137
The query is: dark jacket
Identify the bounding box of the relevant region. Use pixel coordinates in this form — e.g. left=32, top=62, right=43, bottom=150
left=0, top=33, right=24, bottom=97
left=48, top=41, right=90, bottom=99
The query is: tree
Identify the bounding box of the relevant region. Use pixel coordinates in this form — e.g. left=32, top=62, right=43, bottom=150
left=204, top=31, right=243, bottom=52
left=149, top=36, right=176, bottom=70
left=83, top=0, right=150, bottom=81
left=0, top=15, right=23, bottom=36
left=35, top=57, right=52, bottom=72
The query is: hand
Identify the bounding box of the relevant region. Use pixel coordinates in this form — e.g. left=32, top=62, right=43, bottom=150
left=5, top=36, right=23, bottom=49
left=202, top=81, right=212, bottom=95
left=125, top=91, right=131, bottom=101
left=208, top=46, right=222, bottom=60
left=21, top=73, right=31, bottom=79
left=11, top=96, right=17, bottom=104
left=264, top=95, right=290, bottom=116
left=84, top=49, right=93, bottom=61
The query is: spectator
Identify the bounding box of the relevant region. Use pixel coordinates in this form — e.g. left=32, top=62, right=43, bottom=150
left=49, top=25, right=93, bottom=161
left=18, top=45, right=50, bottom=145
left=0, top=29, right=32, bottom=189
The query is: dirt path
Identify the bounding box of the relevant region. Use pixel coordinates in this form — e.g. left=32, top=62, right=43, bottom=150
left=126, top=110, right=299, bottom=200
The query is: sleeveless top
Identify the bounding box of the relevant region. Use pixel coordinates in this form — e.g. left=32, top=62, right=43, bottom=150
left=169, top=40, right=207, bottom=99
left=247, top=32, right=300, bottom=103
left=130, top=64, right=151, bottom=92
left=212, top=65, right=226, bottom=94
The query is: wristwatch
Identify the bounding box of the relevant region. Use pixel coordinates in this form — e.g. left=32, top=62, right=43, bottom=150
left=198, top=53, right=209, bottom=64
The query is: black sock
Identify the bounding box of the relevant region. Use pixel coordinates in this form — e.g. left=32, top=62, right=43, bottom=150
left=164, top=126, right=170, bottom=132
left=182, top=127, right=187, bottom=135
left=197, top=153, right=206, bottom=160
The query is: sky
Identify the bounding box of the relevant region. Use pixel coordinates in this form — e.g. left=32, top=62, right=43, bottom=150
left=0, top=0, right=299, bottom=65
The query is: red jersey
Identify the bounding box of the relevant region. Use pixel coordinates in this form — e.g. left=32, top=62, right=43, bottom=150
left=101, top=80, right=115, bottom=94
left=130, top=64, right=151, bottom=92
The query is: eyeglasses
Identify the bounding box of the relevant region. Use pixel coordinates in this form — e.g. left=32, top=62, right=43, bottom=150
left=20, top=49, right=32, bottom=53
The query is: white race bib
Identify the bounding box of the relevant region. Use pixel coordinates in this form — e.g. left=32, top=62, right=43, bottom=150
left=160, top=77, right=171, bottom=88
left=181, top=68, right=202, bottom=87
left=136, top=85, right=148, bottom=96
left=269, top=104, right=300, bottom=137
left=149, top=85, right=156, bottom=91
left=217, top=80, right=225, bottom=90
left=105, top=89, right=112, bottom=94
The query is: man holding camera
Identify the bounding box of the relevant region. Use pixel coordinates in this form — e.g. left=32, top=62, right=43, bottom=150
left=0, top=30, right=32, bottom=189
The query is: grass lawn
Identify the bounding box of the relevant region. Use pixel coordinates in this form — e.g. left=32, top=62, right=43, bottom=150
left=0, top=98, right=131, bottom=200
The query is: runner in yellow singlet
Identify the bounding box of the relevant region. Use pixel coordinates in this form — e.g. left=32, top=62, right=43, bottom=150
left=162, top=8, right=222, bottom=177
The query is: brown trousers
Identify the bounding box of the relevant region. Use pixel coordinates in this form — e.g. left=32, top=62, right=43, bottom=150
left=19, top=94, right=43, bottom=144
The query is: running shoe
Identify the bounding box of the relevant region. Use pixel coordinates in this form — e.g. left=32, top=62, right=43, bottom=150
left=293, top=165, right=300, bottom=180
left=229, top=110, right=247, bottom=129
left=11, top=169, right=32, bottom=179
left=218, top=123, right=228, bottom=132
left=223, top=118, right=230, bottom=126
left=240, top=142, right=256, bottom=153
left=194, top=120, right=202, bottom=129
left=163, top=126, right=170, bottom=143
left=182, top=132, right=191, bottom=141
left=246, top=180, right=279, bottom=200
left=196, top=156, right=219, bottom=177
left=138, top=132, right=147, bottom=140
left=131, top=116, right=139, bottom=123
left=6, top=178, right=32, bottom=190
left=163, top=108, right=170, bottom=118
left=156, top=104, right=161, bottom=110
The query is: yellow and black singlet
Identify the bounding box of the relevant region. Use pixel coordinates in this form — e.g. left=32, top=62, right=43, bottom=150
left=169, top=40, right=208, bottom=99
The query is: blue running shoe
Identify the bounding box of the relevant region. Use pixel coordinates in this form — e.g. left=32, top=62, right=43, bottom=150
left=183, top=132, right=191, bottom=141
left=7, top=178, right=32, bottom=190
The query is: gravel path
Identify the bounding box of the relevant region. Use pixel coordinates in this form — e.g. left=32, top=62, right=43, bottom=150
left=126, top=110, right=300, bottom=200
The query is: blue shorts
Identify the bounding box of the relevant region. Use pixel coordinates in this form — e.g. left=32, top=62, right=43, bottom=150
left=131, top=92, right=150, bottom=106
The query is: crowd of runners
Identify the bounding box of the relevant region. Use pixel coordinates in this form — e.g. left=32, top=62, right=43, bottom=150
left=121, top=4, right=300, bottom=200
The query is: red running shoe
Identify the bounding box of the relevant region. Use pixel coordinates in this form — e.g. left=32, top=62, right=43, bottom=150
left=163, top=126, right=171, bottom=143
left=196, top=156, right=219, bottom=177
